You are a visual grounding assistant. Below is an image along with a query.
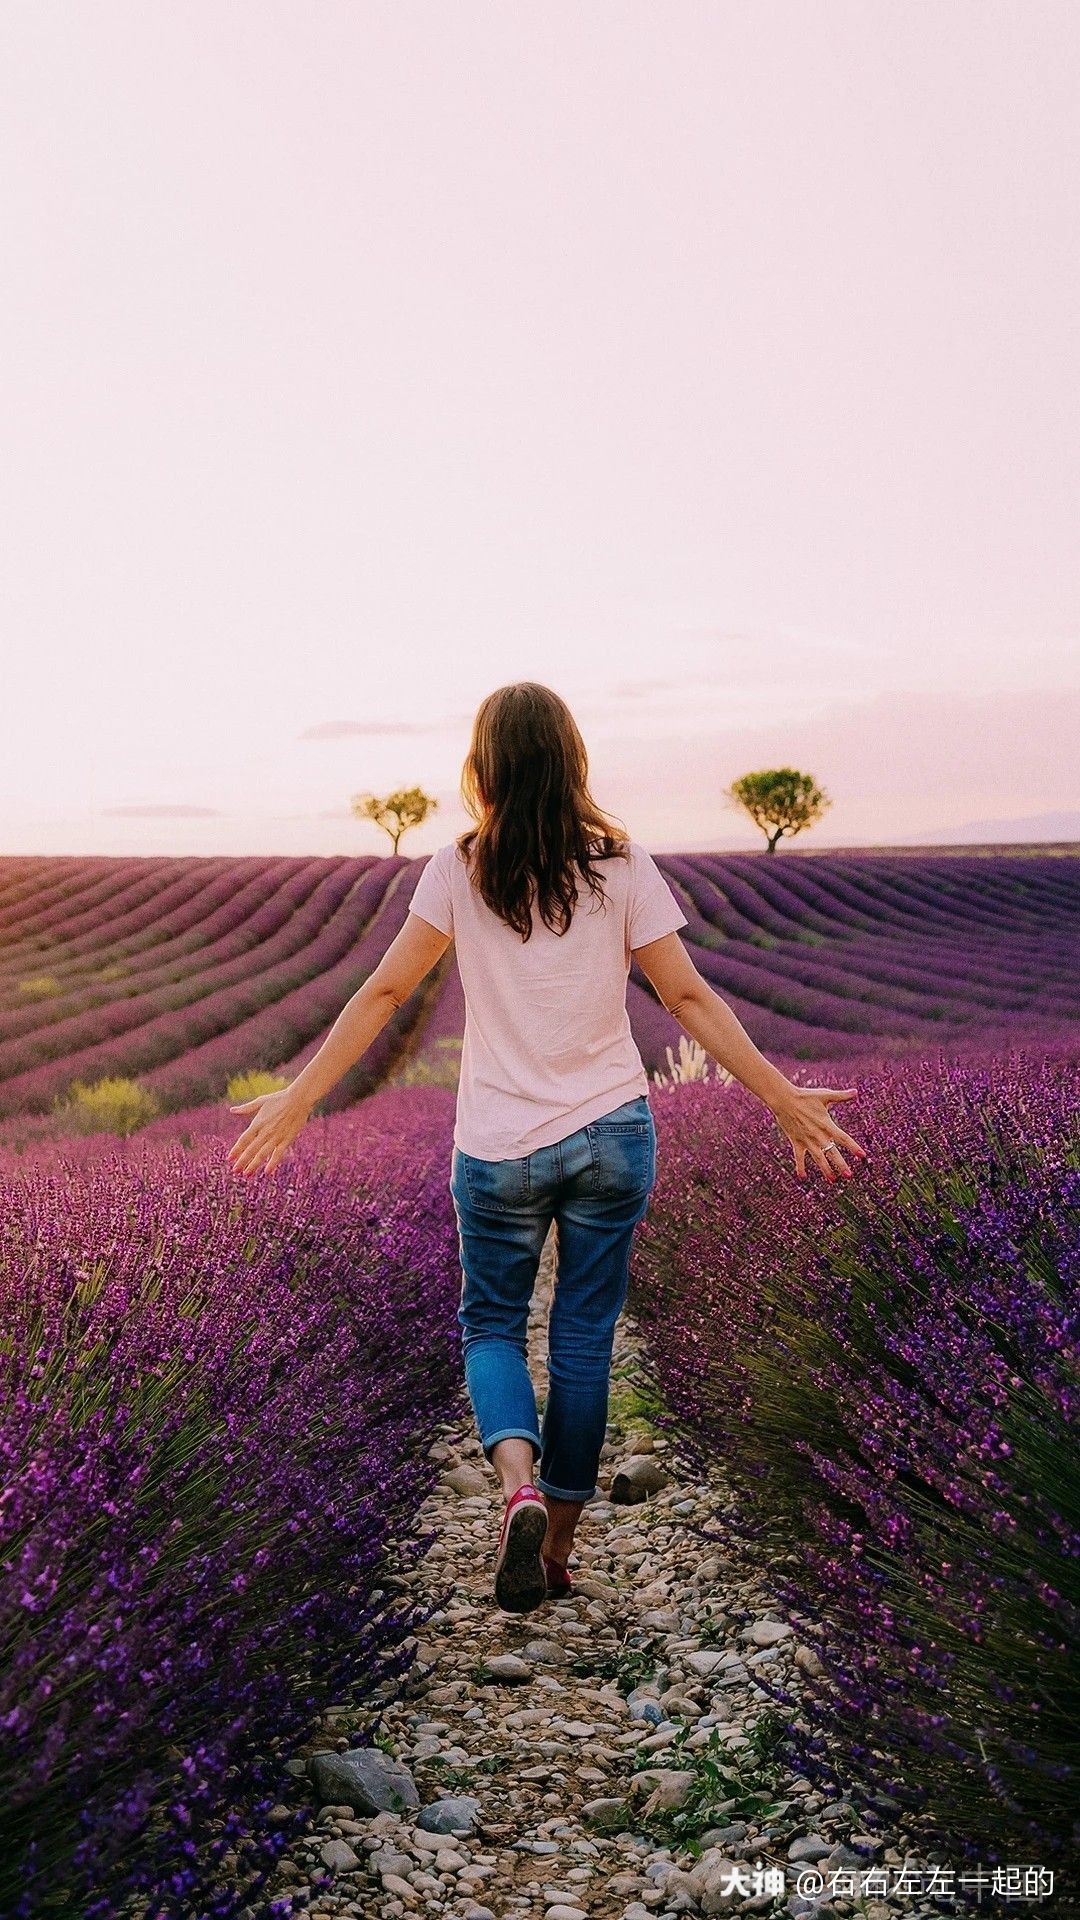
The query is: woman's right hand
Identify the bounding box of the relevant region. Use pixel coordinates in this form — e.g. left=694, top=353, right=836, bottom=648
left=768, top=1083, right=867, bottom=1183
left=227, top=1086, right=312, bottom=1177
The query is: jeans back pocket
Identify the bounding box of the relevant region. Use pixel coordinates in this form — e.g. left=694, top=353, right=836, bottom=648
left=587, top=1102, right=656, bottom=1199
left=453, top=1147, right=531, bottom=1213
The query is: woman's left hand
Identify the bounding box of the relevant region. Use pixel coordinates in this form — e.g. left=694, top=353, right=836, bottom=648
left=227, top=1087, right=311, bottom=1177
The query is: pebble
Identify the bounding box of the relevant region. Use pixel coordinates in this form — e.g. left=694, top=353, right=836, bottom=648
left=443, top=1464, right=490, bottom=1496
left=523, top=1639, right=570, bottom=1666
left=409, top=1826, right=452, bottom=1854
left=610, top=1455, right=670, bottom=1502
left=743, top=1617, right=793, bottom=1647
left=318, top=1838, right=361, bottom=1872
left=380, top=1871, right=416, bottom=1899
left=416, top=1793, right=482, bottom=1834
left=369, top=1844, right=414, bottom=1877
left=788, top=1831, right=831, bottom=1861
left=480, top=1653, right=533, bottom=1684
left=685, top=1649, right=728, bottom=1678
left=308, top=1748, right=419, bottom=1816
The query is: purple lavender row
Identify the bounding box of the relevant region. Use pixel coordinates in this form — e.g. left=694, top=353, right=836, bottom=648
left=148, top=861, right=422, bottom=1112
left=668, top=855, right=1078, bottom=992
left=0, top=854, right=62, bottom=910
left=0, top=858, right=233, bottom=992
left=0, top=854, right=166, bottom=934
left=0, top=855, right=189, bottom=948
left=0, top=1085, right=463, bottom=1920
left=673, top=851, right=1080, bottom=941
left=633, top=1042, right=1079, bottom=1865
left=270, top=868, right=434, bottom=1111
left=0, top=861, right=343, bottom=1057
left=0, top=857, right=316, bottom=996
left=0, top=862, right=401, bottom=1116
left=653, top=862, right=1079, bottom=1042
left=685, top=934, right=1077, bottom=1039
left=713, top=847, right=1076, bottom=936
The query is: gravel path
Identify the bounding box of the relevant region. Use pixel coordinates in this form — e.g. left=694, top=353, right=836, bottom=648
left=266, top=1227, right=962, bottom=1920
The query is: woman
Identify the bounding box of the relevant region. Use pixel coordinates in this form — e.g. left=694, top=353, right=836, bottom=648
left=228, top=682, right=865, bottom=1615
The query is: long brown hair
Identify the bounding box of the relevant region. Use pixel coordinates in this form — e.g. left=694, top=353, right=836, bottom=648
left=458, top=683, right=629, bottom=941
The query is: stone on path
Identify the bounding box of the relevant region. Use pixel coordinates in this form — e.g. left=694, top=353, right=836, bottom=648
left=369, top=1843, right=414, bottom=1877
left=660, top=1688, right=702, bottom=1717
left=787, top=1831, right=830, bottom=1861
left=686, top=1648, right=728, bottom=1677
left=572, top=1574, right=614, bottom=1599
left=640, top=1606, right=681, bottom=1632
left=610, top=1455, right=669, bottom=1502
left=523, top=1637, right=569, bottom=1665
left=581, top=1795, right=628, bottom=1827
left=415, top=1793, right=481, bottom=1834
left=628, top=1766, right=696, bottom=1812
left=743, top=1616, right=793, bottom=1647
left=318, top=1837, right=361, bottom=1872
left=308, top=1746, right=419, bottom=1814
left=690, top=1850, right=749, bottom=1914
left=443, top=1463, right=490, bottom=1496
left=479, top=1652, right=532, bottom=1684
left=410, top=1824, right=453, bottom=1853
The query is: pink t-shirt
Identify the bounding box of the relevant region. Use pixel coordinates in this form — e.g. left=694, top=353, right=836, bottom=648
left=408, top=838, right=688, bottom=1161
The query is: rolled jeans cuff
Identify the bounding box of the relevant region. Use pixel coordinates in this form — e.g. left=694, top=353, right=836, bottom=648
left=482, top=1426, right=542, bottom=1463
left=536, top=1475, right=599, bottom=1502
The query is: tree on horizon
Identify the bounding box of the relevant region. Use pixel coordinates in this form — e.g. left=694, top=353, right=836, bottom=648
left=350, top=785, right=438, bottom=855
left=724, top=767, right=831, bottom=854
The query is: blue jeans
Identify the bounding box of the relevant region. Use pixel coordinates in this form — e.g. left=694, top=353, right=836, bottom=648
left=450, top=1095, right=657, bottom=1502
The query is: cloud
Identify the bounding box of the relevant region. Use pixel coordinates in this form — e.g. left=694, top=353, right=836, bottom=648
left=299, top=717, right=470, bottom=740
left=101, top=803, right=225, bottom=818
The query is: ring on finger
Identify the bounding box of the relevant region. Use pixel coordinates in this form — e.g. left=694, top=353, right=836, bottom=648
left=823, top=1142, right=842, bottom=1156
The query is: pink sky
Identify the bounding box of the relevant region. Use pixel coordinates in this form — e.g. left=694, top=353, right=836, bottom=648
left=1, top=3, right=1077, bottom=858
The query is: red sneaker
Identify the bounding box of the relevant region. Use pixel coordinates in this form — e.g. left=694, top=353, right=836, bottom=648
left=493, top=1485, right=548, bottom=1614
left=543, top=1553, right=572, bottom=1600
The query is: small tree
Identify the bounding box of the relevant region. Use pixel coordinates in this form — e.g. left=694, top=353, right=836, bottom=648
left=350, top=785, right=438, bottom=854
left=724, top=767, right=831, bottom=854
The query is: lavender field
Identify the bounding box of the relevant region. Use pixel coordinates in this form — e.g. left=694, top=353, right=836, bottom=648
left=0, top=850, right=1076, bottom=1132
left=1, top=849, right=1078, bottom=1912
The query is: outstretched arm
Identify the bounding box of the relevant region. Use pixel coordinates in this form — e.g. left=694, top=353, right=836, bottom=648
left=632, top=930, right=867, bottom=1183
left=227, top=911, right=452, bottom=1176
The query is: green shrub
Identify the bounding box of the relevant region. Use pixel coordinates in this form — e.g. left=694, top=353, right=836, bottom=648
left=393, top=1037, right=462, bottom=1090
left=17, top=975, right=61, bottom=999
left=225, top=1070, right=291, bottom=1104
left=53, top=1077, right=160, bottom=1136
